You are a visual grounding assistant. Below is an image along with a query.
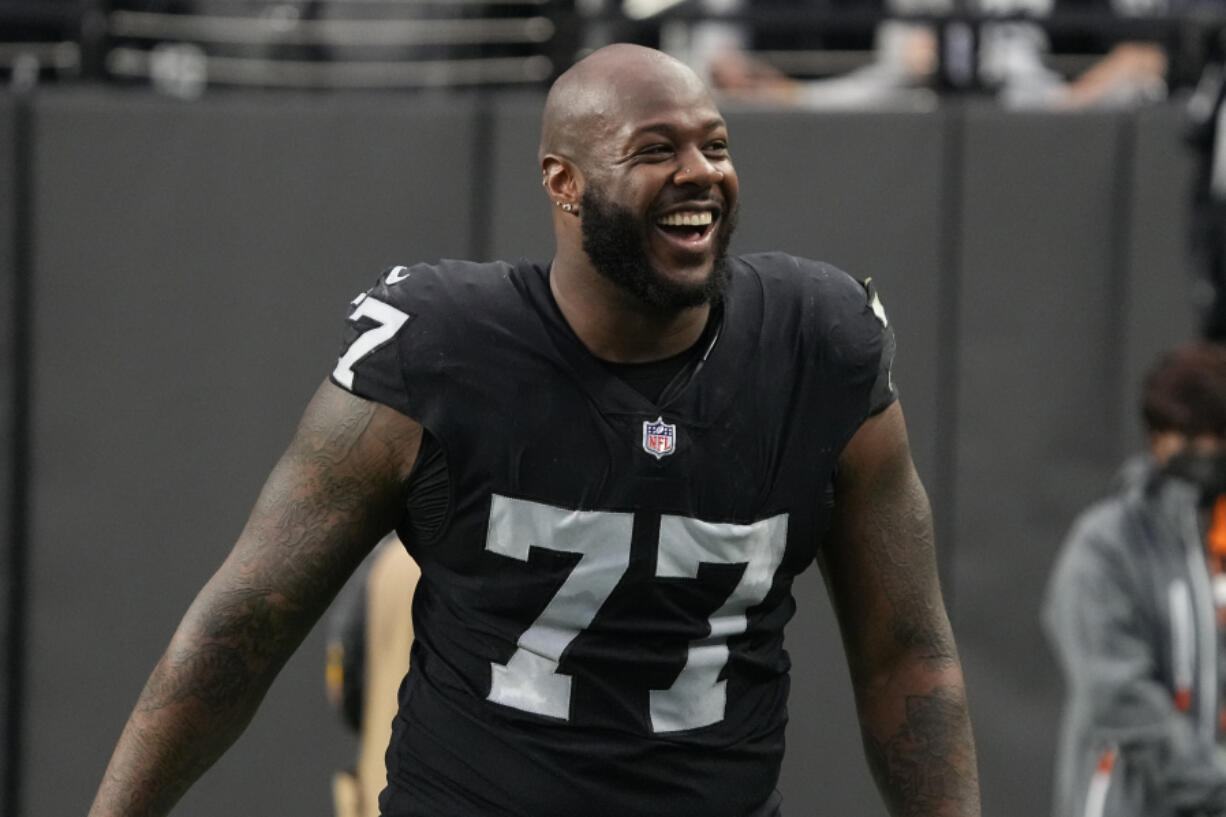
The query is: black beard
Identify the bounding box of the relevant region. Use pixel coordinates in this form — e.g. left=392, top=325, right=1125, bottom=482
left=579, top=188, right=735, bottom=312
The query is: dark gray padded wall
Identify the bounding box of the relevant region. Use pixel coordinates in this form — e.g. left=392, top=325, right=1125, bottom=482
left=951, top=107, right=1129, bottom=817
left=489, top=93, right=554, bottom=263
left=1119, top=104, right=1200, bottom=452
left=0, top=92, right=19, bottom=814
left=25, top=88, right=479, bottom=817
left=0, top=93, right=14, bottom=573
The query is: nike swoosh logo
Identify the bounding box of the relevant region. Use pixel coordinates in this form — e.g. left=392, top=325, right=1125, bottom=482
left=385, top=266, right=410, bottom=285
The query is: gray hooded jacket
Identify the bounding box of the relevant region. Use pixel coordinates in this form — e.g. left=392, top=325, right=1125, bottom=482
left=1042, top=458, right=1226, bottom=817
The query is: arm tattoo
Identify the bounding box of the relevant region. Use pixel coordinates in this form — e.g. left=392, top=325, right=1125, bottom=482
left=138, top=644, right=251, bottom=716
left=865, top=686, right=979, bottom=817
left=862, top=465, right=957, bottom=668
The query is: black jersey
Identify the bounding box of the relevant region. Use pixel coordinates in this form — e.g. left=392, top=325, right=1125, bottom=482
left=330, top=253, right=896, bottom=817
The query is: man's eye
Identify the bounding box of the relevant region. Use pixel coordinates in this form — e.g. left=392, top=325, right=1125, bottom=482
left=705, top=142, right=729, bottom=155
left=639, top=145, right=672, bottom=157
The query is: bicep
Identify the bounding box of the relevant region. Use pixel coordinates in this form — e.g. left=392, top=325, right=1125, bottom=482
left=818, top=402, right=954, bottom=679
left=185, top=380, right=422, bottom=657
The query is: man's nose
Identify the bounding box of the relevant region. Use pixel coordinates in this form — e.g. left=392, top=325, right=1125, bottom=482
left=672, top=150, right=725, bottom=186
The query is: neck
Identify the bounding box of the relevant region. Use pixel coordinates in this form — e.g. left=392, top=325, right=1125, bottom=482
left=549, top=251, right=711, bottom=364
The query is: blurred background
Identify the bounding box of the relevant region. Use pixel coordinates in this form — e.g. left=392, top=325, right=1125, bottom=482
left=0, top=0, right=1218, bottom=815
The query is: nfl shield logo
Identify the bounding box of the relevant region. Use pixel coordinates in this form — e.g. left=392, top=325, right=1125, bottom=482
left=642, top=416, right=676, bottom=460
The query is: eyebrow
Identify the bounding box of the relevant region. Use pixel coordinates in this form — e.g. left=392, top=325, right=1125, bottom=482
left=632, top=118, right=727, bottom=138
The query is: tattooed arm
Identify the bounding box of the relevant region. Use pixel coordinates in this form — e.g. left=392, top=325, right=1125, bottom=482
left=818, top=402, right=981, bottom=817
left=88, top=381, right=423, bottom=817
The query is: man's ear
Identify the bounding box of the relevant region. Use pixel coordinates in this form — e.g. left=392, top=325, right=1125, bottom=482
left=542, top=155, right=581, bottom=210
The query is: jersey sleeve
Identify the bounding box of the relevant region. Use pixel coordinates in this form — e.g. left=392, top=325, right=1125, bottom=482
left=328, top=259, right=519, bottom=426
left=746, top=251, right=899, bottom=424
left=329, top=264, right=418, bottom=417
left=861, top=277, right=898, bottom=416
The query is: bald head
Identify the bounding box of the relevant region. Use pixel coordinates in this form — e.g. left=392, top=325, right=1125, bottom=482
left=539, top=44, right=715, bottom=164
left=537, top=43, right=739, bottom=323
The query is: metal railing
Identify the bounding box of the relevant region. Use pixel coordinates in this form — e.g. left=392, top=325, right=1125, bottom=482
left=2, top=1, right=1226, bottom=92
left=95, top=1, right=568, bottom=90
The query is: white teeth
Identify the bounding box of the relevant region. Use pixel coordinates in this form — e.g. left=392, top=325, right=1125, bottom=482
left=657, top=211, right=713, bottom=227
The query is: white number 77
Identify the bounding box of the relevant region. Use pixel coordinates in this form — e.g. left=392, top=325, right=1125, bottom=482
left=485, top=494, right=788, bottom=733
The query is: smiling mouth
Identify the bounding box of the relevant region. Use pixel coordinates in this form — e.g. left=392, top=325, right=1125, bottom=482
left=655, top=209, right=717, bottom=244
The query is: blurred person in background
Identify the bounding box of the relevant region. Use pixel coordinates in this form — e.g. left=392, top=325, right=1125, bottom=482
left=683, top=0, right=1169, bottom=109
left=1043, top=341, right=1226, bottom=817
left=326, top=537, right=419, bottom=817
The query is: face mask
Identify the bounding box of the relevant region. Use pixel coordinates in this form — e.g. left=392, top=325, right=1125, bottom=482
left=1164, top=450, right=1226, bottom=505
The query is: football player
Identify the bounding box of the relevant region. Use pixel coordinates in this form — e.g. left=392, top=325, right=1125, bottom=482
left=89, top=43, right=979, bottom=817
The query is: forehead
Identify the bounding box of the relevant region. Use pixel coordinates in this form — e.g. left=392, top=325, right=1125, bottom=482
left=597, top=70, right=725, bottom=144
